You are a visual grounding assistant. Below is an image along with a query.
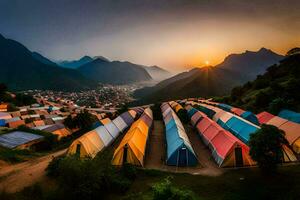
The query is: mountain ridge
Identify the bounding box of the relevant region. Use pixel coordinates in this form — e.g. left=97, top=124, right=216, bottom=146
left=133, top=48, right=284, bottom=104
left=0, top=34, right=95, bottom=91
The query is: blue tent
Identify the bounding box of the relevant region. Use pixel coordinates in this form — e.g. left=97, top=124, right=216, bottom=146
left=224, top=117, right=259, bottom=144
left=0, top=119, right=6, bottom=127
left=166, top=125, right=198, bottom=166
left=218, top=104, right=233, bottom=112
left=278, top=109, right=300, bottom=124
left=187, top=108, right=198, bottom=119
left=196, top=105, right=216, bottom=118
left=240, top=111, right=260, bottom=125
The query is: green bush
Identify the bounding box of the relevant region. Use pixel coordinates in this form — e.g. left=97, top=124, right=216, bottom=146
left=46, top=153, right=136, bottom=199
left=152, top=177, right=198, bottom=200
left=15, top=126, right=58, bottom=151
left=0, top=147, right=32, bottom=163
left=249, top=124, right=289, bottom=173
left=64, top=110, right=97, bottom=130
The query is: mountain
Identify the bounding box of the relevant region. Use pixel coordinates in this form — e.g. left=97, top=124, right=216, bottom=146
left=216, top=48, right=284, bottom=80
left=58, top=56, right=95, bottom=69
left=31, top=51, right=58, bottom=66
left=134, top=48, right=284, bottom=104
left=216, top=52, right=300, bottom=114
left=133, top=67, right=242, bottom=104
left=78, top=59, right=152, bottom=84
left=142, top=65, right=172, bottom=81
left=0, top=34, right=95, bottom=91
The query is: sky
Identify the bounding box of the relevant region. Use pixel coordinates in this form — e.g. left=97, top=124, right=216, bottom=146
left=0, top=0, right=299, bottom=72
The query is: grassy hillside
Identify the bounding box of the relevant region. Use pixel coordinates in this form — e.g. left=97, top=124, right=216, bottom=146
left=215, top=54, right=300, bottom=114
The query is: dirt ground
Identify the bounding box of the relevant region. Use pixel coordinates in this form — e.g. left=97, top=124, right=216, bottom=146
left=0, top=148, right=67, bottom=193
left=144, top=120, right=223, bottom=176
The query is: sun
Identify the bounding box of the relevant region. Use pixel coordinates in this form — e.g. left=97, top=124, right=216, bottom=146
left=205, top=60, right=210, bottom=66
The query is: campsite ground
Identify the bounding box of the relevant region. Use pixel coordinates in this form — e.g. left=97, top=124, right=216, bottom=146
left=0, top=148, right=67, bottom=193
left=144, top=121, right=223, bottom=176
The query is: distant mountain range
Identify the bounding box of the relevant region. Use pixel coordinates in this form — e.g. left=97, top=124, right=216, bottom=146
left=58, top=56, right=103, bottom=69
left=134, top=48, right=284, bottom=104
left=142, top=65, right=172, bottom=81
left=216, top=48, right=284, bottom=80
left=59, top=56, right=171, bottom=82
left=0, top=34, right=95, bottom=91
left=78, top=59, right=152, bottom=84
left=0, top=34, right=171, bottom=89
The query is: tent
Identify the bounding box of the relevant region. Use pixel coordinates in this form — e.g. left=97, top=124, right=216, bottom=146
left=100, top=118, right=111, bottom=125
left=240, top=111, right=259, bottom=125
left=231, top=107, right=245, bottom=116
left=218, top=104, right=233, bottom=112
left=190, top=111, right=202, bottom=127
left=256, top=111, right=275, bottom=124
left=42, top=123, right=71, bottom=139
left=222, top=117, right=259, bottom=144
left=68, top=110, right=138, bottom=158
left=195, top=104, right=216, bottom=118
left=112, top=109, right=153, bottom=166
left=0, top=131, right=44, bottom=149
left=267, top=116, right=300, bottom=154
left=216, top=112, right=296, bottom=162
left=194, top=112, right=255, bottom=167
left=113, top=116, right=128, bottom=132
left=162, top=104, right=198, bottom=166
left=104, top=122, right=120, bottom=139
left=0, top=119, right=6, bottom=126
left=95, top=126, right=114, bottom=146
left=278, top=109, right=300, bottom=124
left=68, top=130, right=105, bottom=158
left=8, top=120, right=25, bottom=128
left=0, top=112, right=12, bottom=120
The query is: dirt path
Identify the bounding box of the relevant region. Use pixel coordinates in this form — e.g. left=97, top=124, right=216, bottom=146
left=145, top=120, right=223, bottom=176
left=145, top=120, right=165, bottom=168
left=0, top=149, right=67, bottom=193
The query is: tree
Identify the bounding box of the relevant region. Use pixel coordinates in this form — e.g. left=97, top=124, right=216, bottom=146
left=152, top=176, right=198, bottom=200
left=64, top=110, right=97, bottom=130
left=249, top=125, right=288, bottom=173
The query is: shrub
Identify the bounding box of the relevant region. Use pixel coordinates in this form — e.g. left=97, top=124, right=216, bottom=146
left=46, top=154, right=136, bottom=199
left=152, top=177, right=198, bottom=200
left=249, top=124, right=288, bottom=173
left=63, top=110, right=97, bottom=130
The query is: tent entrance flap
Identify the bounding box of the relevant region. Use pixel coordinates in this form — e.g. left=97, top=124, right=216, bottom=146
left=123, top=144, right=128, bottom=164
left=178, top=147, right=187, bottom=166
left=76, top=144, right=81, bottom=155
left=235, top=147, right=243, bottom=167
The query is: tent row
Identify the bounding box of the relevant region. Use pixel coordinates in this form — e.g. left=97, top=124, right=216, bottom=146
left=257, top=111, right=300, bottom=153
left=112, top=108, right=153, bottom=166
left=68, top=109, right=140, bottom=158
left=161, top=103, right=198, bottom=166
left=186, top=105, right=255, bottom=167
left=193, top=103, right=297, bottom=162
left=198, top=100, right=259, bottom=125
left=169, top=101, right=184, bottom=113
left=278, top=109, right=300, bottom=124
